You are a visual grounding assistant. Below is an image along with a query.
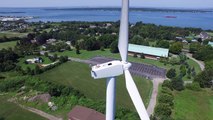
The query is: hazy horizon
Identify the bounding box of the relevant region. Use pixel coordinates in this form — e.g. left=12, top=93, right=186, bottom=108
left=0, top=0, right=213, bottom=9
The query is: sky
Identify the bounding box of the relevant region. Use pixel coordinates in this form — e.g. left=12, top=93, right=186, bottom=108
left=0, top=0, right=213, bottom=9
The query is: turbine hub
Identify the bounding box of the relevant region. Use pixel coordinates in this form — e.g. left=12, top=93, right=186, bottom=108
left=123, top=62, right=132, bottom=70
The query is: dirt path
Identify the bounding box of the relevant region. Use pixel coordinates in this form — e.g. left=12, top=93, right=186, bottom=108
left=20, top=105, right=63, bottom=120
left=8, top=98, right=62, bottom=120
left=186, top=53, right=205, bottom=71
left=147, top=78, right=165, bottom=116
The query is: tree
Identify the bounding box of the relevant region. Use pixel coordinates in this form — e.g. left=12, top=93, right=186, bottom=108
left=169, top=42, right=183, bottom=54
left=171, top=77, right=184, bottom=91
left=189, top=43, right=201, bottom=53
left=140, top=53, right=145, bottom=59
left=75, top=44, right=80, bottom=54
left=156, top=40, right=170, bottom=48
left=180, top=65, right=187, bottom=76
left=110, top=41, right=119, bottom=53
left=205, top=60, right=213, bottom=70
left=166, top=69, right=176, bottom=79
left=34, top=65, right=41, bottom=75
left=194, top=69, right=213, bottom=88
left=44, top=52, right=48, bottom=57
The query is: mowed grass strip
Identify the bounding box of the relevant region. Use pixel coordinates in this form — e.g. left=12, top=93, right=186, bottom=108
left=0, top=41, right=17, bottom=50
left=39, top=61, right=153, bottom=109
left=0, top=32, right=27, bottom=38
left=0, top=95, right=46, bottom=120
left=173, top=89, right=213, bottom=120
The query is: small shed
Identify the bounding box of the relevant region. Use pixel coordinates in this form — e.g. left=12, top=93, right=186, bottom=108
left=68, top=106, right=105, bottom=120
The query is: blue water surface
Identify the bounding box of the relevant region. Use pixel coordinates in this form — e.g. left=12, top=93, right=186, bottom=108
left=0, top=8, right=213, bottom=30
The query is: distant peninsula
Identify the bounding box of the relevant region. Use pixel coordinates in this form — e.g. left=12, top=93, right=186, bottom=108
left=43, top=7, right=213, bottom=13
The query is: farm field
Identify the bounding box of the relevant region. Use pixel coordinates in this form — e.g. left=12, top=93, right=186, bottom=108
left=39, top=61, right=153, bottom=110
left=173, top=89, right=213, bottom=120
left=0, top=94, right=46, bottom=120
left=0, top=41, right=17, bottom=49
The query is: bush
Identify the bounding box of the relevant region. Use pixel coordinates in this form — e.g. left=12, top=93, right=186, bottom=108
left=158, top=94, right=174, bottom=107
left=161, top=87, right=173, bottom=96
left=162, top=80, right=173, bottom=90
left=166, top=69, right=176, bottom=79
left=155, top=103, right=172, bottom=117
left=185, top=82, right=201, bottom=91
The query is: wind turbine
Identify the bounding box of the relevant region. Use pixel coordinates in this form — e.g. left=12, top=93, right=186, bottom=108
left=91, top=0, right=150, bottom=120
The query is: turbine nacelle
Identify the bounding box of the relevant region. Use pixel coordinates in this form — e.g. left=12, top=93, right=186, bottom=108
left=91, top=60, right=132, bottom=79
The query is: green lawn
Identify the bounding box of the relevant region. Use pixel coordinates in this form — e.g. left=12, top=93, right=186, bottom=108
left=173, top=89, right=213, bottom=120
left=0, top=94, right=46, bottom=120
left=54, top=49, right=202, bottom=80
left=0, top=32, right=27, bottom=38
left=0, top=41, right=17, bottom=49
left=39, top=61, right=153, bottom=110
left=18, top=55, right=52, bottom=70
left=207, top=32, right=213, bottom=37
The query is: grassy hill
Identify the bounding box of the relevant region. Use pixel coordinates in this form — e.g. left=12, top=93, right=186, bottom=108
left=173, top=89, right=213, bottom=120
left=39, top=61, right=153, bottom=110
left=0, top=94, right=46, bottom=120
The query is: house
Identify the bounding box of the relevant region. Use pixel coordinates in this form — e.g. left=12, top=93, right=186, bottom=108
left=68, top=106, right=105, bottom=120
left=191, top=39, right=198, bottom=42
left=46, top=39, right=56, bottom=44
left=208, top=41, right=213, bottom=47
left=176, top=37, right=183, bottom=41
left=200, top=32, right=211, bottom=40
left=182, top=40, right=188, bottom=43
left=128, top=44, right=169, bottom=60
left=26, top=57, right=43, bottom=64
left=66, top=41, right=71, bottom=46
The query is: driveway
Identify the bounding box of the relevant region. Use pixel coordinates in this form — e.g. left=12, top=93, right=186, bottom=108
left=147, top=78, right=165, bottom=116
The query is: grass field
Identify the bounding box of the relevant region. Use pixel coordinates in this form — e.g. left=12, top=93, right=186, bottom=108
left=173, top=89, right=213, bottom=120
left=0, top=32, right=27, bottom=38
left=39, top=61, right=153, bottom=110
left=207, top=32, right=213, bottom=37
left=18, top=55, right=52, bottom=70
left=54, top=49, right=201, bottom=79
left=54, top=49, right=173, bottom=70
left=0, top=94, right=46, bottom=120
left=0, top=41, right=17, bottom=50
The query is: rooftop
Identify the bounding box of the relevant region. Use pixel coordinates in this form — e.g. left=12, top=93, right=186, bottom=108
left=68, top=106, right=105, bottom=120
left=128, top=44, right=169, bottom=57
left=208, top=41, right=213, bottom=47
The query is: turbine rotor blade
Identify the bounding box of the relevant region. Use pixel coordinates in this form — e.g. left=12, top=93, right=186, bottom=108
left=124, top=70, right=150, bottom=120
left=118, top=0, right=129, bottom=62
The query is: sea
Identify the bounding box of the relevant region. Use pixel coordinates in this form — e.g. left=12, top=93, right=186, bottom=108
left=0, top=8, right=213, bottom=30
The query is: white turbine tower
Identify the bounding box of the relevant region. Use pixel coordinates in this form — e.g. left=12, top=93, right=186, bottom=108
left=91, top=0, right=150, bottom=120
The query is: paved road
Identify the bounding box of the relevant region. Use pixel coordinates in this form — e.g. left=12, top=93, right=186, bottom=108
left=186, top=53, right=205, bottom=71
left=147, top=78, right=165, bottom=116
